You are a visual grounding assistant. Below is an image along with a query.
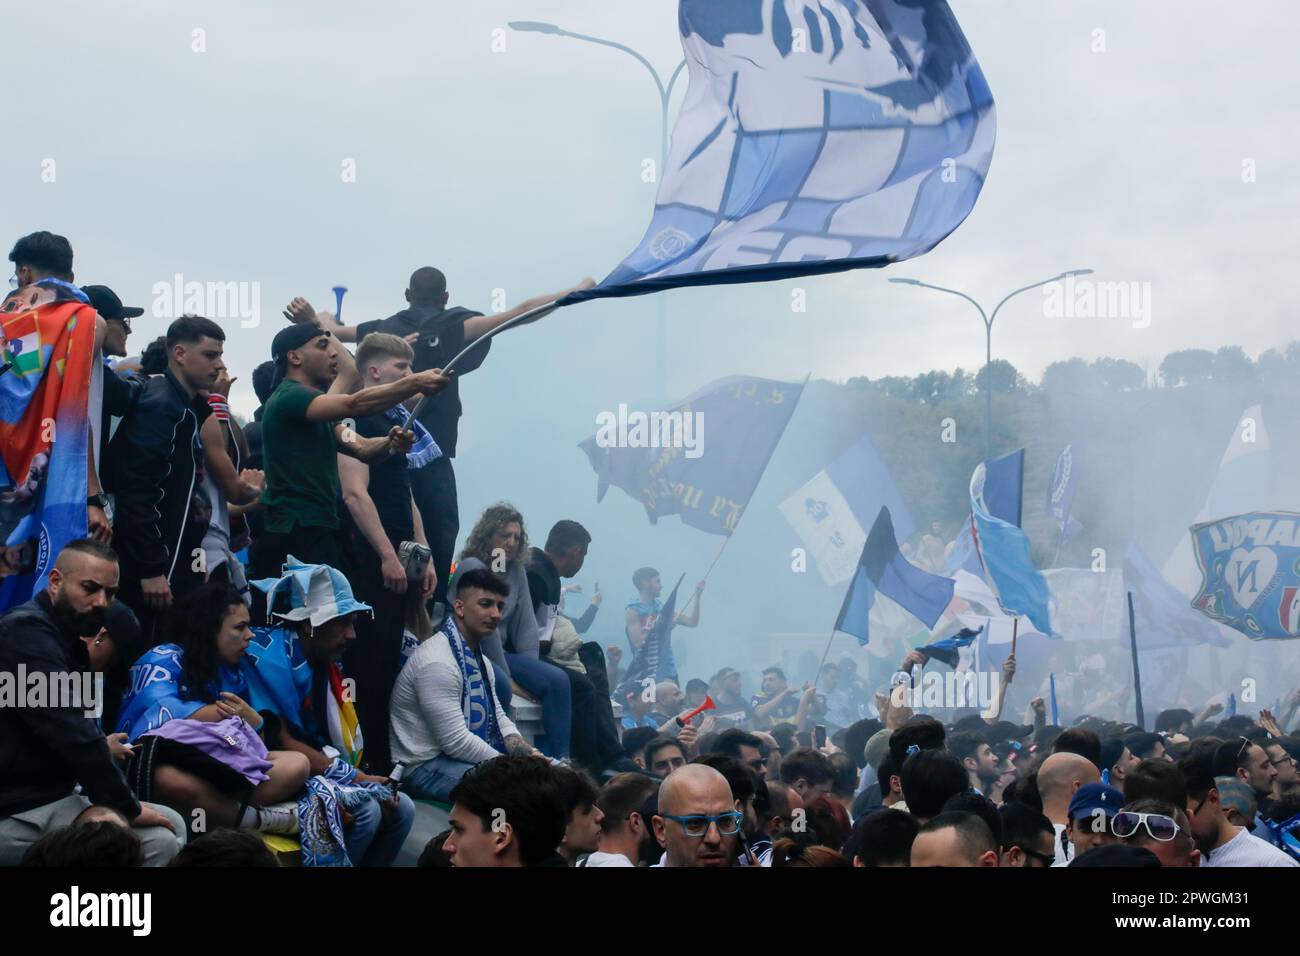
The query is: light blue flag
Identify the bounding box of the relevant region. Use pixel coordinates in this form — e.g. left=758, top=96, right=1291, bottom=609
left=970, top=460, right=1052, bottom=634
left=563, top=0, right=995, bottom=304
left=944, top=448, right=1023, bottom=577
left=780, top=431, right=914, bottom=586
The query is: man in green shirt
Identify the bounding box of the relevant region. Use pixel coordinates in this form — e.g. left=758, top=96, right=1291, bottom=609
left=250, top=319, right=448, bottom=585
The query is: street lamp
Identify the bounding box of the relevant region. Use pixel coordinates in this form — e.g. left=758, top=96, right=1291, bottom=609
left=889, top=269, right=1094, bottom=457
left=510, top=20, right=687, bottom=401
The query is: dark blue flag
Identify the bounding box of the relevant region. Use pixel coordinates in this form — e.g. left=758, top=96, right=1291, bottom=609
left=580, top=375, right=803, bottom=536
left=836, top=506, right=955, bottom=644
left=916, top=627, right=982, bottom=669
left=1046, top=442, right=1083, bottom=545
left=619, top=574, right=684, bottom=692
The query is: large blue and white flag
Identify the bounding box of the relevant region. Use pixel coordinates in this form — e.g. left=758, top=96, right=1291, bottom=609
left=835, top=506, right=954, bottom=645
left=1190, top=511, right=1300, bottom=640
left=969, top=459, right=1052, bottom=634
left=563, top=0, right=995, bottom=304
left=779, top=431, right=914, bottom=585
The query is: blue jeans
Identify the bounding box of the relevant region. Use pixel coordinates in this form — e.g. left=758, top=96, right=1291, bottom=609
left=344, top=791, right=415, bottom=867
left=505, top=652, right=571, bottom=759
left=403, top=754, right=479, bottom=802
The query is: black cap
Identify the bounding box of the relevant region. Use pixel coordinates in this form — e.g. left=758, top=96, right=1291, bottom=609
left=271, top=323, right=328, bottom=369
left=82, top=285, right=144, bottom=322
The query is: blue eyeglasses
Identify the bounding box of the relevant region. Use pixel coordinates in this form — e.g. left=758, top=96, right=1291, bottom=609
left=661, top=812, right=744, bottom=837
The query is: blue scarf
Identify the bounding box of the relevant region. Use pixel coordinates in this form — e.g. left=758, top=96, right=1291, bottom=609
left=383, top=405, right=442, bottom=470
left=443, top=615, right=505, bottom=752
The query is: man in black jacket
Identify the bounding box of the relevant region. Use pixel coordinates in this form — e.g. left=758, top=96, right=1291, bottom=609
left=104, top=315, right=256, bottom=643
left=528, top=520, right=633, bottom=776
left=0, top=539, right=185, bottom=865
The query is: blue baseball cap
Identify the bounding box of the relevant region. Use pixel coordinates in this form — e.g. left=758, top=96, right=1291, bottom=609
left=1068, top=782, right=1125, bottom=822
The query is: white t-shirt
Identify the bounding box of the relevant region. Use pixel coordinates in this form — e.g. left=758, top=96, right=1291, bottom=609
left=1051, top=823, right=1073, bottom=867
left=1204, top=826, right=1298, bottom=868
left=579, top=851, right=634, bottom=868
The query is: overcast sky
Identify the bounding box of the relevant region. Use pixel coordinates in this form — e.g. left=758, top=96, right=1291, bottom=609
left=8, top=0, right=1297, bottom=410
left=7, top=1, right=1297, bottom=677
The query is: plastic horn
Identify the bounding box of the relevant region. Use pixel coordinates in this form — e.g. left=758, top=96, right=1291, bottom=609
left=676, top=695, right=717, bottom=728
left=332, top=286, right=347, bottom=323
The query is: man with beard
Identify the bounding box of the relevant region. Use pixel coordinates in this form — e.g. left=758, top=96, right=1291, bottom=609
left=0, top=540, right=185, bottom=865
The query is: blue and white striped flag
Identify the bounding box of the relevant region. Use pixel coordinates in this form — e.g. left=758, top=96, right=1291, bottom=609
left=564, top=0, right=996, bottom=304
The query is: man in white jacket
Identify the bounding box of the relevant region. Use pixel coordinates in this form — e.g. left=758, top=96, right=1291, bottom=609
left=390, top=568, right=541, bottom=801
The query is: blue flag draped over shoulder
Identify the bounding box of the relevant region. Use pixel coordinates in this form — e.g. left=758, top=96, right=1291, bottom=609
left=835, top=506, right=955, bottom=644
left=563, top=0, right=996, bottom=304
left=1190, top=511, right=1300, bottom=640
left=580, top=375, right=803, bottom=535
left=970, top=459, right=1052, bottom=635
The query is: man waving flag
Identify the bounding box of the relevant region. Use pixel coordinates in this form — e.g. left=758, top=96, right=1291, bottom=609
left=565, top=0, right=996, bottom=304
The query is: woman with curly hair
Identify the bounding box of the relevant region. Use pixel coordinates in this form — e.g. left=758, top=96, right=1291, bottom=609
left=454, top=502, right=573, bottom=760
left=116, top=582, right=310, bottom=832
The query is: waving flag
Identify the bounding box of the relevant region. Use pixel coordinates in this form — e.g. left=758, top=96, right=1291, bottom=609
left=564, top=0, right=995, bottom=304
left=1190, top=511, right=1300, bottom=640
left=580, top=375, right=803, bottom=536
left=944, top=448, right=1023, bottom=577
left=835, top=506, right=954, bottom=644
left=912, top=626, right=982, bottom=670
left=779, top=431, right=914, bottom=585
left=0, top=282, right=96, bottom=610
left=1046, top=442, right=1084, bottom=548
left=969, top=459, right=1052, bottom=635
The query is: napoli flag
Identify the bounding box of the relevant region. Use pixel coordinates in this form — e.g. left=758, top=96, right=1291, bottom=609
left=564, top=0, right=996, bottom=304
left=969, top=460, right=1052, bottom=635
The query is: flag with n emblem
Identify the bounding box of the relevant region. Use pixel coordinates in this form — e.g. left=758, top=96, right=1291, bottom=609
left=0, top=280, right=96, bottom=610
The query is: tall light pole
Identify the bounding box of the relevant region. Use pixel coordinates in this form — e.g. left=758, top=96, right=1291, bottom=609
left=510, top=20, right=687, bottom=401
left=889, top=269, right=1094, bottom=458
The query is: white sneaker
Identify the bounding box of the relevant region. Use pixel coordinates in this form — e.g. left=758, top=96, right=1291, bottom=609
left=255, top=803, right=300, bottom=835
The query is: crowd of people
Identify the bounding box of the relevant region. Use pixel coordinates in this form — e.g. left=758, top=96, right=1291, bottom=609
left=3, top=229, right=1300, bottom=869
